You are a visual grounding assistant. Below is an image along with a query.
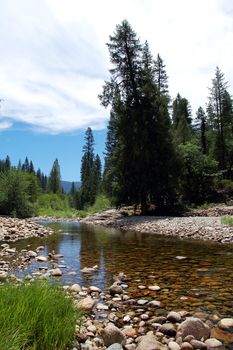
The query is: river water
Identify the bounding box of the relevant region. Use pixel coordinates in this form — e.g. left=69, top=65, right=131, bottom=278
left=12, top=222, right=233, bottom=321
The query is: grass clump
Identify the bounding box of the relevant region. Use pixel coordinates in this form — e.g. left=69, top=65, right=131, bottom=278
left=0, top=281, right=82, bottom=350
left=221, top=215, right=233, bottom=226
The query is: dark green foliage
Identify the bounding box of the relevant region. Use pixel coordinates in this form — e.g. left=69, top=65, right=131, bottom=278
left=80, top=127, right=101, bottom=208
left=29, top=160, right=35, bottom=174
left=0, top=155, right=11, bottom=172
left=207, top=67, right=233, bottom=173
left=100, top=20, right=178, bottom=213
left=196, top=106, right=207, bottom=154
left=93, top=154, right=102, bottom=193
left=69, top=182, right=82, bottom=210
left=22, top=156, right=30, bottom=172
left=172, top=93, right=192, bottom=145
left=47, top=158, right=62, bottom=194
left=154, top=53, right=169, bottom=96
left=178, top=143, right=218, bottom=204
left=0, top=169, right=39, bottom=217
left=216, top=179, right=233, bottom=201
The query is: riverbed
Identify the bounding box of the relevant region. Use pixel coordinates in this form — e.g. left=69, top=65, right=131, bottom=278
left=8, top=221, right=233, bottom=323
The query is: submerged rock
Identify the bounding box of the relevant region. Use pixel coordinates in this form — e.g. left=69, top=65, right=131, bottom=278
left=51, top=268, right=62, bottom=276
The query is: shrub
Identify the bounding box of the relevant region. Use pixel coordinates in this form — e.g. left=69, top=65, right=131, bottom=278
left=87, top=194, right=111, bottom=214
left=0, top=281, right=82, bottom=350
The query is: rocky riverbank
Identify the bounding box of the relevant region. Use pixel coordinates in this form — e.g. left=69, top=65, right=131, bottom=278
left=0, top=217, right=54, bottom=280
left=2, top=265, right=233, bottom=350
left=80, top=208, right=233, bottom=244
left=0, top=216, right=53, bottom=242
left=66, top=272, right=233, bottom=349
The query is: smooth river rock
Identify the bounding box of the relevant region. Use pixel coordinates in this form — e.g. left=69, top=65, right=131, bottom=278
left=136, top=333, right=167, bottom=350
left=76, top=297, right=97, bottom=312
left=211, top=318, right=233, bottom=345
left=102, top=323, right=126, bottom=347
left=204, top=338, right=224, bottom=350
left=109, top=284, right=124, bottom=295
left=176, top=317, right=210, bottom=341
left=107, top=344, right=124, bottom=350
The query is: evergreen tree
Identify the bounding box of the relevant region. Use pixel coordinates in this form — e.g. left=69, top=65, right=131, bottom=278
left=69, top=182, right=82, bottom=210
left=100, top=20, right=178, bottom=213
left=154, top=53, right=169, bottom=96
left=0, top=156, right=11, bottom=172
left=93, top=154, right=102, bottom=194
left=17, top=160, right=22, bottom=171
left=196, top=106, right=207, bottom=154
left=47, top=159, right=62, bottom=194
left=172, top=93, right=192, bottom=144
left=5, top=155, right=11, bottom=170
left=29, top=160, right=35, bottom=174
left=22, top=157, right=30, bottom=172
left=41, top=173, right=48, bottom=192
left=80, top=127, right=96, bottom=207
left=207, top=67, right=233, bottom=173
left=70, top=182, right=76, bottom=196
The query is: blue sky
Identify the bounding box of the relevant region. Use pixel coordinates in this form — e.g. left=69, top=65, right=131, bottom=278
left=0, top=0, right=233, bottom=180
left=0, top=124, right=106, bottom=181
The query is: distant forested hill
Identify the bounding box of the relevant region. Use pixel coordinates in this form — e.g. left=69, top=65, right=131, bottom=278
left=61, top=181, right=81, bottom=193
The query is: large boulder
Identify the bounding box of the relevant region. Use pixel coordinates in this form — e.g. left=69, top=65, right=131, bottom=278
left=102, top=323, right=126, bottom=347
left=176, top=318, right=210, bottom=341
left=136, top=332, right=167, bottom=350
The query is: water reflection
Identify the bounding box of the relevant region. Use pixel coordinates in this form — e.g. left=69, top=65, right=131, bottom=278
left=12, top=222, right=233, bottom=319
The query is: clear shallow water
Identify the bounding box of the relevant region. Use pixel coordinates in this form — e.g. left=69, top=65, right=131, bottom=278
left=11, top=222, right=233, bottom=320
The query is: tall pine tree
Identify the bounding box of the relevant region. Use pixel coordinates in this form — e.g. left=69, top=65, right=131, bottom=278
left=207, top=67, right=233, bottom=173
left=80, top=127, right=97, bottom=207
left=47, top=159, right=62, bottom=194
left=172, top=93, right=192, bottom=145
left=100, top=20, right=178, bottom=213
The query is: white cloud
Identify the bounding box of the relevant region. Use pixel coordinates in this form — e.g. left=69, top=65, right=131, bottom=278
left=0, top=0, right=233, bottom=133
left=0, top=120, right=13, bottom=130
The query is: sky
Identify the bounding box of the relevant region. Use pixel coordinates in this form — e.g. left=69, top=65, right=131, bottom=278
left=0, top=0, right=233, bottom=180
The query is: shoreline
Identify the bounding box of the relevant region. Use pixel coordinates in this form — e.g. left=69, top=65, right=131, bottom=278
left=80, top=207, right=233, bottom=244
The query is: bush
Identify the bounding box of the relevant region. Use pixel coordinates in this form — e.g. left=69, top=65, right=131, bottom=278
left=37, top=193, right=71, bottom=211
left=0, top=281, right=82, bottom=350
left=87, top=194, right=111, bottom=214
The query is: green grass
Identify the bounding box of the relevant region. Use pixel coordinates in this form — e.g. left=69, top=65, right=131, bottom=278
left=221, top=215, right=233, bottom=226
left=0, top=281, right=82, bottom=350
left=37, top=207, right=82, bottom=218
left=87, top=194, right=111, bottom=214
